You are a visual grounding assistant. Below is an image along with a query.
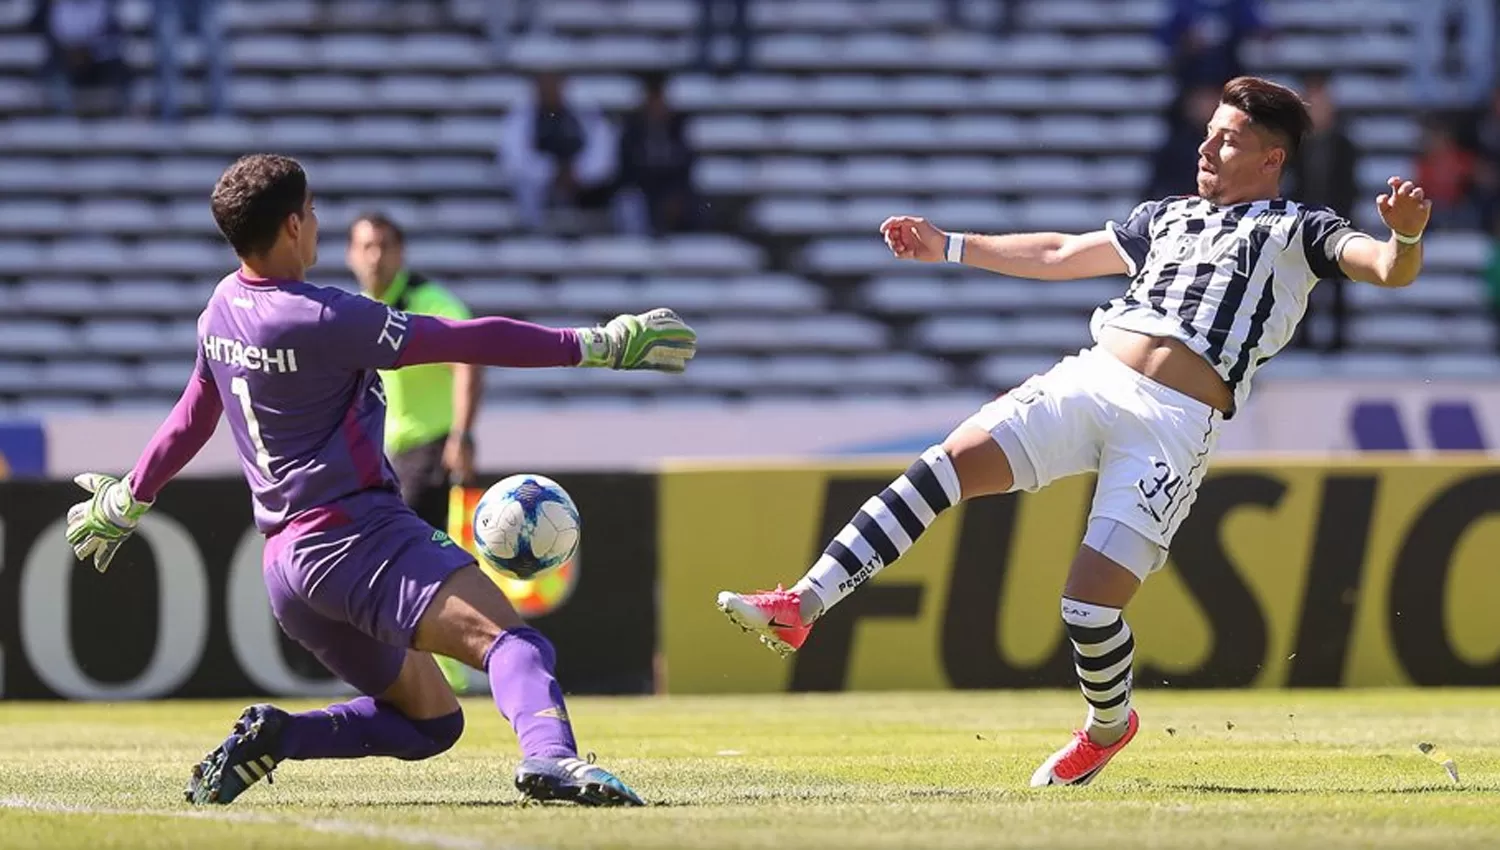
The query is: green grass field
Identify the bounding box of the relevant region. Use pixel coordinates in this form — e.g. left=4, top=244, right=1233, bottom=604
left=3, top=690, right=1499, bottom=849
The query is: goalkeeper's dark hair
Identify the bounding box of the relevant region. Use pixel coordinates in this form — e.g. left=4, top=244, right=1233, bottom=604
left=1220, top=76, right=1313, bottom=164
left=350, top=210, right=406, bottom=246
left=211, top=154, right=309, bottom=258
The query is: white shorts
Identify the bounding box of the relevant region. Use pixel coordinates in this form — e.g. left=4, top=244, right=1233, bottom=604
left=963, top=346, right=1222, bottom=572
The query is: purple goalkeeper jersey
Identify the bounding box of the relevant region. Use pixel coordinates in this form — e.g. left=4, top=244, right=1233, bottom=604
left=197, top=271, right=414, bottom=533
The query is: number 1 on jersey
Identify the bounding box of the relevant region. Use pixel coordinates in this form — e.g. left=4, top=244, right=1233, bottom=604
left=230, top=376, right=273, bottom=477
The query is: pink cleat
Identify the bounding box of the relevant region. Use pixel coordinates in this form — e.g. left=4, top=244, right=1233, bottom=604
left=1030, top=710, right=1140, bottom=787
left=715, top=585, right=812, bottom=657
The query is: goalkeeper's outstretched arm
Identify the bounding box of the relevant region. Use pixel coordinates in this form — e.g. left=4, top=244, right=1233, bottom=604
left=128, top=364, right=224, bottom=503
left=67, top=364, right=222, bottom=573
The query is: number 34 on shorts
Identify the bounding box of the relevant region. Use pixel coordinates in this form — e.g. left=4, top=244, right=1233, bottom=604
left=1134, top=456, right=1186, bottom=527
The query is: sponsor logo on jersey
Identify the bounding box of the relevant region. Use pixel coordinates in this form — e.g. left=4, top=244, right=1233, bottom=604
left=202, top=335, right=299, bottom=374
left=378, top=307, right=409, bottom=352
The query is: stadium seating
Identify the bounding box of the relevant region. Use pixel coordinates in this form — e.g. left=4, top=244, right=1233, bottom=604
left=0, top=0, right=1492, bottom=411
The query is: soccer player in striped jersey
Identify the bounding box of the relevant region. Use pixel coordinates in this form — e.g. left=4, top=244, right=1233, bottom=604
left=64, top=154, right=695, bottom=807
left=718, top=76, right=1431, bottom=787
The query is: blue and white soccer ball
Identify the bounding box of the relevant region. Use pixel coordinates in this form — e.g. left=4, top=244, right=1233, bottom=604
left=473, top=474, right=581, bottom=581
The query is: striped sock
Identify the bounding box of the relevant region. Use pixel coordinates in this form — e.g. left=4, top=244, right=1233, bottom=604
left=795, top=446, right=962, bottom=615
left=1061, top=598, right=1135, bottom=734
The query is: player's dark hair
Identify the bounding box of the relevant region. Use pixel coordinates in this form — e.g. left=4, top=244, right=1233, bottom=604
left=1220, top=76, right=1313, bottom=163
left=210, top=154, right=309, bottom=258
left=350, top=211, right=405, bottom=246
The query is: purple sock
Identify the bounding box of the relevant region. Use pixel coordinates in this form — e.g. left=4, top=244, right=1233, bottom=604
left=485, top=628, right=578, bottom=759
left=276, top=697, right=464, bottom=761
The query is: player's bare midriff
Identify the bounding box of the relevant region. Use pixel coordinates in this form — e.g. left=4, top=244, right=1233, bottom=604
left=1095, top=326, right=1234, bottom=414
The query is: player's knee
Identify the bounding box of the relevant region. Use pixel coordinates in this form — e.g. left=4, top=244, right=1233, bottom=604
left=943, top=425, right=1032, bottom=497
left=403, top=709, right=465, bottom=760
left=1079, top=517, right=1165, bottom=584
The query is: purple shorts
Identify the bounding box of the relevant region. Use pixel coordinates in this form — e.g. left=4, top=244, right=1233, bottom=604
left=263, top=488, right=476, bottom=695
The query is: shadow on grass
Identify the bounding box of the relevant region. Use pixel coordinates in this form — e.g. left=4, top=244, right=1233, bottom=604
left=326, top=799, right=525, bottom=809
left=1162, top=783, right=1481, bottom=795
left=644, top=788, right=995, bottom=807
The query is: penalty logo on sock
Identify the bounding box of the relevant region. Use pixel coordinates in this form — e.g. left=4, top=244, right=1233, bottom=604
left=837, top=554, right=884, bottom=594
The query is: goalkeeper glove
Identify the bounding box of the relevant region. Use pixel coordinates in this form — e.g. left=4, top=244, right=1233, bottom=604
left=65, top=472, right=152, bottom=574
left=576, top=308, right=697, bottom=373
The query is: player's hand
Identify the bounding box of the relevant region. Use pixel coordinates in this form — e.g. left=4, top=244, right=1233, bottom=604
left=880, top=215, right=947, bottom=262
left=443, top=433, right=475, bottom=485
left=576, top=308, right=697, bottom=373
left=64, top=473, right=152, bottom=573
left=1377, top=176, right=1432, bottom=240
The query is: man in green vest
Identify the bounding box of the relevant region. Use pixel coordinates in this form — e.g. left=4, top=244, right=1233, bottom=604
left=347, top=211, right=482, bottom=693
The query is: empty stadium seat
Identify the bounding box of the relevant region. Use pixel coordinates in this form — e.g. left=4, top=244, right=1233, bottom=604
left=35, top=360, right=139, bottom=394
left=444, top=280, right=550, bottom=314
left=0, top=361, right=41, bottom=394
left=697, top=315, right=889, bottom=352
left=103, top=280, right=217, bottom=315
left=139, top=359, right=198, bottom=393
left=11, top=280, right=104, bottom=315
left=0, top=321, right=78, bottom=356
left=1422, top=353, right=1500, bottom=379
left=802, top=239, right=903, bottom=275
left=80, top=320, right=198, bottom=357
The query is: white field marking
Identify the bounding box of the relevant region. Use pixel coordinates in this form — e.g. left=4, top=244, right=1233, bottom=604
left=0, top=797, right=525, bottom=850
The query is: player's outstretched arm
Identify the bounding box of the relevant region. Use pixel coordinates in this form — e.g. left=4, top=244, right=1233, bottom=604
left=1337, top=176, right=1430, bottom=289
left=880, top=215, right=1129, bottom=281
left=393, top=310, right=697, bottom=373
left=66, top=369, right=223, bottom=573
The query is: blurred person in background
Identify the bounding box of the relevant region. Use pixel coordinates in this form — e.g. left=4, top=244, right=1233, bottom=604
left=29, top=0, right=131, bottom=115
left=1461, top=84, right=1500, bottom=229
left=943, top=0, right=1016, bottom=34
left=1415, top=115, right=1478, bottom=230
left=696, top=0, right=750, bottom=71
left=1147, top=83, right=1221, bottom=199
left=499, top=71, right=618, bottom=233
left=1487, top=215, right=1500, bottom=353
left=1159, top=0, right=1264, bottom=91
left=347, top=212, right=484, bottom=694
left=486, top=0, right=539, bottom=57
left=1409, top=0, right=1494, bottom=109
left=314, top=0, right=450, bottom=26
left=153, top=0, right=229, bottom=122
left=1288, top=73, right=1358, bottom=351
left=615, top=72, right=704, bottom=237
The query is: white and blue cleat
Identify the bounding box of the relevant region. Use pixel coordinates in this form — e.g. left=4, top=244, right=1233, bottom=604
left=514, top=755, right=645, bottom=806
left=185, top=704, right=285, bottom=805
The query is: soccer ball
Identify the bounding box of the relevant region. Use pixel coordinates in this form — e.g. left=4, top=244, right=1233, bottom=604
left=473, top=474, right=581, bottom=581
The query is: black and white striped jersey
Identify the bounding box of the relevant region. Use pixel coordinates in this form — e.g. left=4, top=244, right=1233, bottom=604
left=1091, top=195, right=1364, bottom=416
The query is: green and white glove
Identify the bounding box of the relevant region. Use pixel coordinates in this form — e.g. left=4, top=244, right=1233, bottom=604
left=65, top=473, right=152, bottom=573
left=576, top=308, right=697, bottom=373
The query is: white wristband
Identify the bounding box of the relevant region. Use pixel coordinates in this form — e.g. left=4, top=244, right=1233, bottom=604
left=945, top=232, right=965, bottom=264
left=1392, top=229, right=1423, bottom=245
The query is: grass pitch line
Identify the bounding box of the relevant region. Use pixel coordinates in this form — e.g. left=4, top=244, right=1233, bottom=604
left=0, top=796, right=517, bottom=850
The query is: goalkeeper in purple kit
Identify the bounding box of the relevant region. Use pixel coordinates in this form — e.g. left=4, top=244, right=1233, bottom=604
left=63, top=154, right=696, bottom=807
